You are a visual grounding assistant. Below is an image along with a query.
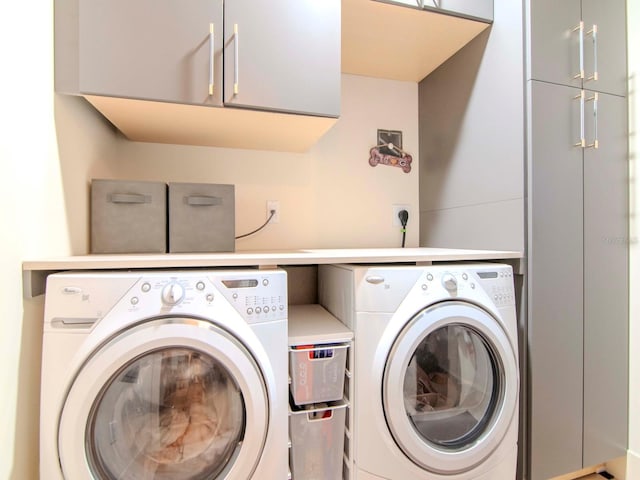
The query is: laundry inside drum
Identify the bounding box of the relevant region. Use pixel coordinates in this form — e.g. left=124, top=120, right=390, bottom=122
left=85, top=348, right=246, bottom=479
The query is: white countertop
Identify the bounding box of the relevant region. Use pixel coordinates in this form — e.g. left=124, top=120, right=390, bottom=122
left=22, top=247, right=523, bottom=298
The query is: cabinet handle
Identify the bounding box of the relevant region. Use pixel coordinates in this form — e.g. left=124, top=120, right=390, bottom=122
left=208, top=23, right=215, bottom=96
left=586, top=92, right=599, bottom=149
left=586, top=25, right=599, bottom=82
left=233, top=23, right=239, bottom=95
left=574, top=90, right=586, bottom=148
left=573, top=21, right=585, bottom=80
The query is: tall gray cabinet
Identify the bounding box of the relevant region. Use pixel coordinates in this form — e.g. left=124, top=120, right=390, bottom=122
left=527, top=1, right=628, bottom=479
left=418, top=0, right=628, bottom=478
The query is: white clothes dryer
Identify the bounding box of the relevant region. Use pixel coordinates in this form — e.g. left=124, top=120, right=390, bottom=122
left=40, top=269, right=288, bottom=480
left=319, top=263, right=519, bottom=480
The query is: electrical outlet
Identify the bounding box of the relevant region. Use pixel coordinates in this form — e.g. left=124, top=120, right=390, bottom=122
left=392, top=204, right=410, bottom=226
left=267, top=200, right=280, bottom=224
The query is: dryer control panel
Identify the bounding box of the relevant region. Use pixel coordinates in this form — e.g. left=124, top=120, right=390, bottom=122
left=474, top=267, right=516, bottom=307
left=432, top=265, right=515, bottom=307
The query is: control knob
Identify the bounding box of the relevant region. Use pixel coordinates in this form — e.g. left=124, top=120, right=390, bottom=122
left=161, top=282, right=185, bottom=305
left=442, top=273, right=458, bottom=292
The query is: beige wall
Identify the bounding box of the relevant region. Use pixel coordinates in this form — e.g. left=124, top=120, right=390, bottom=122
left=628, top=0, right=639, bottom=477
left=110, top=74, right=419, bottom=252
left=0, top=5, right=419, bottom=478
left=0, top=5, right=119, bottom=477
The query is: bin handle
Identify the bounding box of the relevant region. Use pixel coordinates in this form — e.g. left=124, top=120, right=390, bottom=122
left=108, top=193, right=151, bottom=204
left=289, top=399, right=348, bottom=417
left=289, top=344, right=349, bottom=353
left=307, top=410, right=333, bottom=422
left=186, top=195, right=223, bottom=206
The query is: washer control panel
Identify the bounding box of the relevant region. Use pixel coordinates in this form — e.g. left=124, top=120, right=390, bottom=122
left=120, top=270, right=287, bottom=323
left=214, top=271, right=288, bottom=323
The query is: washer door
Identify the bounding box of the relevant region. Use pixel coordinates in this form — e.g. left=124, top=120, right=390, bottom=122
left=383, top=301, right=518, bottom=474
left=59, top=318, right=269, bottom=480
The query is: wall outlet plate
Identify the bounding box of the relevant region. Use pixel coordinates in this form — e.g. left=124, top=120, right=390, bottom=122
left=392, top=204, right=410, bottom=226
left=267, top=200, right=280, bottom=224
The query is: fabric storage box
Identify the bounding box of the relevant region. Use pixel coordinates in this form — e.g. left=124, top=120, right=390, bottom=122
left=91, top=179, right=166, bottom=254
left=168, top=183, right=235, bottom=253
left=289, top=343, right=348, bottom=406
left=290, top=401, right=347, bottom=480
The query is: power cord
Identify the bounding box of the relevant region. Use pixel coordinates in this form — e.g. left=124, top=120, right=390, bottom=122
left=235, top=209, right=276, bottom=240
left=398, top=209, right=409, bottom=248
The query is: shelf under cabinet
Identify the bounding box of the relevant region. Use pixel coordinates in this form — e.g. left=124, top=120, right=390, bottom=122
left=342, top=0, right=491, bottom=82
left=288, top=304, right=353, bottom=346
left=86, top=95, right=337, bottom=153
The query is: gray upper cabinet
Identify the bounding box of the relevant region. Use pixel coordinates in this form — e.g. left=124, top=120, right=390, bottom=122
left=223, top=0, right=340, bottom=117
left=374, top=0, right=493, bottom=22
left=55, top=0, right=340, bottom=117
left=56, top=0, right=224, bottom=106
left=581, top=0, right=628, bottom=97
left=529, top=0, right=626, bottom=97
left=54, top=0, right=341, bottom=151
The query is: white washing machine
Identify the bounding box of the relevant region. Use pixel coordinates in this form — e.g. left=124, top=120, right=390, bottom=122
left=319, top=263, right=519, bottom=480
left=40, top=269, right=288, bottom=480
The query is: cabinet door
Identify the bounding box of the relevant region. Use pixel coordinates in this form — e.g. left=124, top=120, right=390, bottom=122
left=374, top=0, right=493, bottom=21
left=582, top=91, right=628, bottom=466
left=77, top=0, right=223, bottom=106
left=581, top=0, right=627, bottom=97
left=223, top=0, right=340, bottom=117
left=528, top=80, right=584, bottom=480
left=528, top=0, right=582, bottom=88
left=437, top=0, right=492, bottom=21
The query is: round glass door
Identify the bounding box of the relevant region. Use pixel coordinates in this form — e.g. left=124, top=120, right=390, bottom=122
left=86, top=347, right=245, bottom=479
left=59, top=318, right=269, bottom=480
left=403, top=325, right=498, bottom=449
left=383, top=302, right=518, bottom=474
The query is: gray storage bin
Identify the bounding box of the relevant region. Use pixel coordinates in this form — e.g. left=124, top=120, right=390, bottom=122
left=290, top=401, right=346, bottom=480
left=289, top=344, right=348, bottom=405
left=168, top=183, right=235, bottom=253
left=91, top=179, right=167, bottom=254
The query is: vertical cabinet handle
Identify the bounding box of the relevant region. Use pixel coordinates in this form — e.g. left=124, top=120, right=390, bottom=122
left=233, top=23, right=239, bottom=95
left=208, top=23, right=215, bottom=96
left=586, top=25, right=599, bottom=82
left=574, top=90, right=586, bottom=148
left=586, top=92, right=599, bottom=149
left=573, top=21, right=585, bottom=80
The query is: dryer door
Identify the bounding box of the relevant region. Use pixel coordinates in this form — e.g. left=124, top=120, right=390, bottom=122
left=58, top=318, right=269, bottom=480
left=383, top=301, right=518, bottom=474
